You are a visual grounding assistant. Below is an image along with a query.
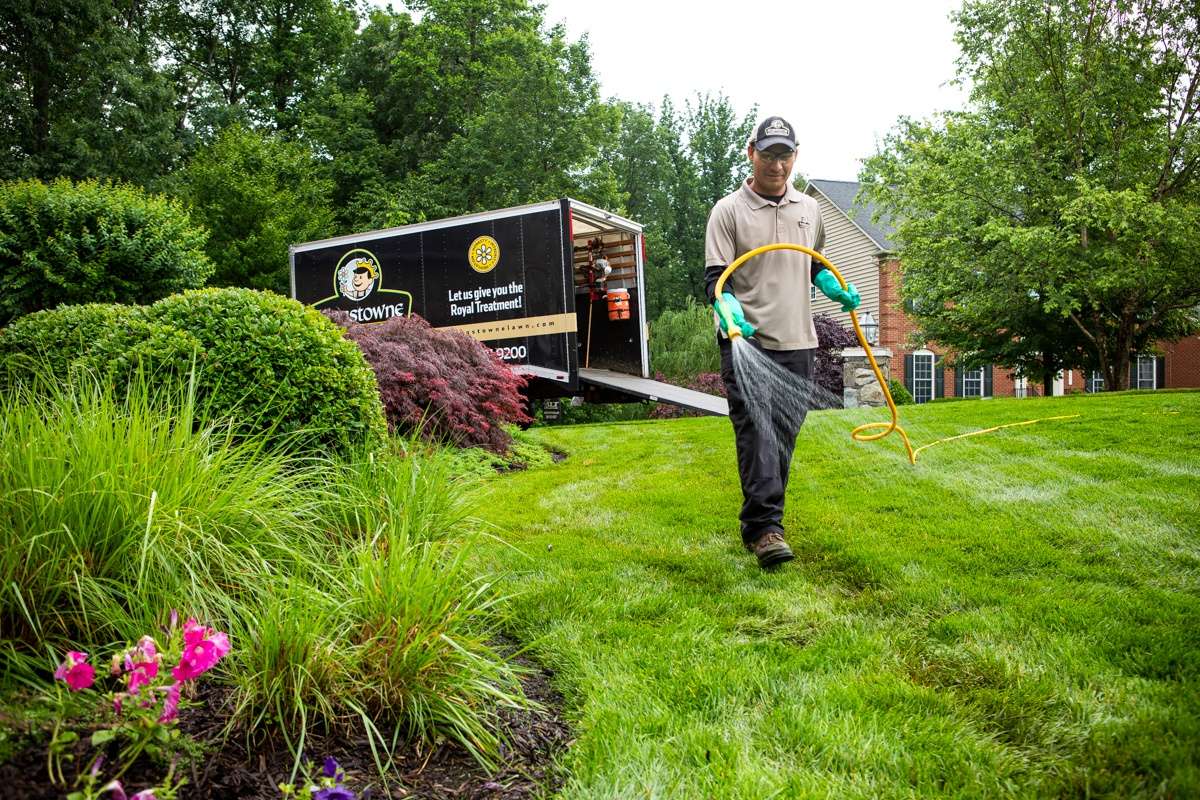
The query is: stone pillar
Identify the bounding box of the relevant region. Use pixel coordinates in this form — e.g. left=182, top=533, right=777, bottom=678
left=839, top=347, right=891, bottom=408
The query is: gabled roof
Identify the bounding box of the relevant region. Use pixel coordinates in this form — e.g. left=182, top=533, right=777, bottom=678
left=804, top=179, right=897, bottom=252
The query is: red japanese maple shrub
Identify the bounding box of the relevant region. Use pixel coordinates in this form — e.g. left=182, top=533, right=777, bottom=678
left=326, top=311, right=529, bottom=453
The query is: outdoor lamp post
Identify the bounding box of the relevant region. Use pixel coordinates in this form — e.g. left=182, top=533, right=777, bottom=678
left=859, top=311, right=879, bottom=346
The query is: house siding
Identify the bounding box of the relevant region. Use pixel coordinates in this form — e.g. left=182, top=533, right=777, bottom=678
left=807, top=190, right=881, bottom=326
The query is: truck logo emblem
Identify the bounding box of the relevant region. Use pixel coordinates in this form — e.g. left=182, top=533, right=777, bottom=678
left=335, top=250, right=379, bottom=301
left=468, top=235, right=500, bottom=273
left=313, top=247, right=413, bottom=324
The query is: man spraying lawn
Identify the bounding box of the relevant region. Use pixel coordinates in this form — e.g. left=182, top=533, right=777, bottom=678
left=704, top=116, right=861, bottom=568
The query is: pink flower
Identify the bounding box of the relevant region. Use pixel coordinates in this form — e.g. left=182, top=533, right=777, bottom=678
left=122, top=636, right=161, bottom=695
left=98, top=780, right=157, bottom=800
left=127, top=662, right=158, bottom=696
left=171, top=619, right=230, bottom=681
left=54, top=651, right=95, bottom=692
left=158, top=681, right=181, bottom=724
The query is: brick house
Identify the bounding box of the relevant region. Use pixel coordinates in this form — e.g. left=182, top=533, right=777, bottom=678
left=804, top=179, right=1200, bottom=401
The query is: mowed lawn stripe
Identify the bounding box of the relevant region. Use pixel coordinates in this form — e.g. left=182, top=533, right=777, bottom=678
left=471, top=391, right=1199, bottom=799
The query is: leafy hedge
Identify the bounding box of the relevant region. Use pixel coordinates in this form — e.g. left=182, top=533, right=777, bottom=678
left=327, top=312, right=529, bottom=453
left=0, top=303, right=136, bottom=382
left=0, top=289, right=387, bottom=455
left=0, top=179, right=213, bottom=324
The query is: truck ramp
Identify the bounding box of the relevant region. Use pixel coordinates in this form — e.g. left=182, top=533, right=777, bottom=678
left=579, top=368, right=728, bottom=416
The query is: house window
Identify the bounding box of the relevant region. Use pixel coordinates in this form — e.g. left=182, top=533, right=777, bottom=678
left=1014, top=376, right=1028, bottom=399
left=912, top=352, right=934, bottom=404
left=1088, top=371, right=1105, bottom=393
left=810, top=284, right=817, bottom=302
left=1135, top=356, right=1157, bottom=389
left=961, top=367, right=984, bottom=398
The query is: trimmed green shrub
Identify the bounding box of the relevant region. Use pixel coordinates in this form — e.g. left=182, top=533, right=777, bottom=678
left=1, top=289, right=387, bottom=455
left=142, top=289, right=387, bottom=454
left=0, top=303, right=136, bottom=388
left=888, top=378, right=913, bottom=405
left=82, top=317, right=206, bottom=381
left=0, top=179, right=213, bottom=324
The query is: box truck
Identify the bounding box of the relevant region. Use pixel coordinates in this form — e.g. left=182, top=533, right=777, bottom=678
left=290, top=198, right=727, bottom=415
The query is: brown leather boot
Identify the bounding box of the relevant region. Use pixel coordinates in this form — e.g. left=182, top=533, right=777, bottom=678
left=750, top=531, right=794, bottom=568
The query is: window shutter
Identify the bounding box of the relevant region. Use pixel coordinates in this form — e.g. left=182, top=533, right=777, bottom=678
left=935, top=358, right=944, bottom=398
left=1156, top=356, right=1165, bottom=389
left=955, top=366, right=963, bottom=397
left=904, top=353, right=914, bottom=395
left=984, top=365, right=993, bottom=397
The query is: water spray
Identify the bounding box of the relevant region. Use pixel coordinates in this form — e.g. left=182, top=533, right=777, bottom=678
left=715, top=243, right=1078, bottom=465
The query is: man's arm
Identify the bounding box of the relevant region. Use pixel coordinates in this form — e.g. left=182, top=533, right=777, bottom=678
left=704, top=201, right=737, bottom=302
left=705, top=264, right=725, bottom=303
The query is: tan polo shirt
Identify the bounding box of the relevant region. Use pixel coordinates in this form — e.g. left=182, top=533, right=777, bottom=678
left=705, top=179, right=825, bottom=350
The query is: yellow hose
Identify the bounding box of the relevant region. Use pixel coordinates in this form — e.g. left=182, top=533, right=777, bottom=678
left=714, top=243, right=1078, bottom=465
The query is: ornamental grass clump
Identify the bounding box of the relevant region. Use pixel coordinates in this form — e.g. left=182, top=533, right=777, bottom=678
left=326, top=311, right=529, bottom=453
left=2, top=371, right=526, bottom=776
left=0, top=373, right=320, bottom=664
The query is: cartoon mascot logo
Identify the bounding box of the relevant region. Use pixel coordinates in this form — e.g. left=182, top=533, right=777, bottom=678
left=338, top=255, right=378, bottom=301
left=313, top=248, right=413, bottom=324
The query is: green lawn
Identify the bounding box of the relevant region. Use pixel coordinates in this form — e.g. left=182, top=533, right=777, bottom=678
left=472, top=391, right=1199, bottom=799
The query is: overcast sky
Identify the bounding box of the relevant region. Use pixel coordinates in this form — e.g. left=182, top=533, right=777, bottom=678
left=538, top=0, right=971, bottom=182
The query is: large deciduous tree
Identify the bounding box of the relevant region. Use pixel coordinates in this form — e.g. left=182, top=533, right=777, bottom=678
left=862, top=0, right=1200, bottom=391
left=177, top=125, right=334, bottom=292
left=0, top=0, right=183, bottom=185
left=609, top=94, right=755, bottom=318
left=160, top=0, right=357, bottom=134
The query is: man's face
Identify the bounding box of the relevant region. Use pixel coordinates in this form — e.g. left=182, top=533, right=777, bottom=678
left=352, top=269, right=372, bottom=292
left=748, top=144, right=796, bottom=195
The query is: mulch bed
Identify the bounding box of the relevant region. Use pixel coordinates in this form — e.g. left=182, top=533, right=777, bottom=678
left=1, top=653, right=572, bottom=799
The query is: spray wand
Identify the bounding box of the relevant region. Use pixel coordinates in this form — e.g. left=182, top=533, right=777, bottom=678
left=714, top=243, right=1077, bottom=465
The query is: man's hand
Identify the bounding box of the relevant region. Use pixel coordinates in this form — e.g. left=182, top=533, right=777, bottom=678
left=715, top=292, right=756, bottom=338
left=813, top=269, right=861, bottom=312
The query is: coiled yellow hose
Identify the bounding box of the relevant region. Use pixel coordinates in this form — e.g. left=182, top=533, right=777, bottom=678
left=714, top=243, right=1077, bottom=465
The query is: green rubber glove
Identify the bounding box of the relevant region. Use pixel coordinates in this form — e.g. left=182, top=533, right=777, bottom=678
left=714, top=292, right=756, bottom=339
left=814, top=269, right=861, bottom=312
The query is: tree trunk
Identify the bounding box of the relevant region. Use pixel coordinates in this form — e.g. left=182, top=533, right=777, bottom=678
left=1041, top=354, right=1056, bottom=398
left=1108, top=350, right=1131, bottom=392
left=1105, top=316, right=1136, bottom=391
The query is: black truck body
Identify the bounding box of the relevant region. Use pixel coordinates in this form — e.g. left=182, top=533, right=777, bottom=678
left=290, top=198, right=726, bottom=415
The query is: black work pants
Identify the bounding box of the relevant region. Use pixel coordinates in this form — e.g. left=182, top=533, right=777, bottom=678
left=719, top=337, right=814, bottom=545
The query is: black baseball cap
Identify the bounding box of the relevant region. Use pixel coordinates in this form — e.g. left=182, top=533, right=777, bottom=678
left=752, top=116, right=797, bottom=151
